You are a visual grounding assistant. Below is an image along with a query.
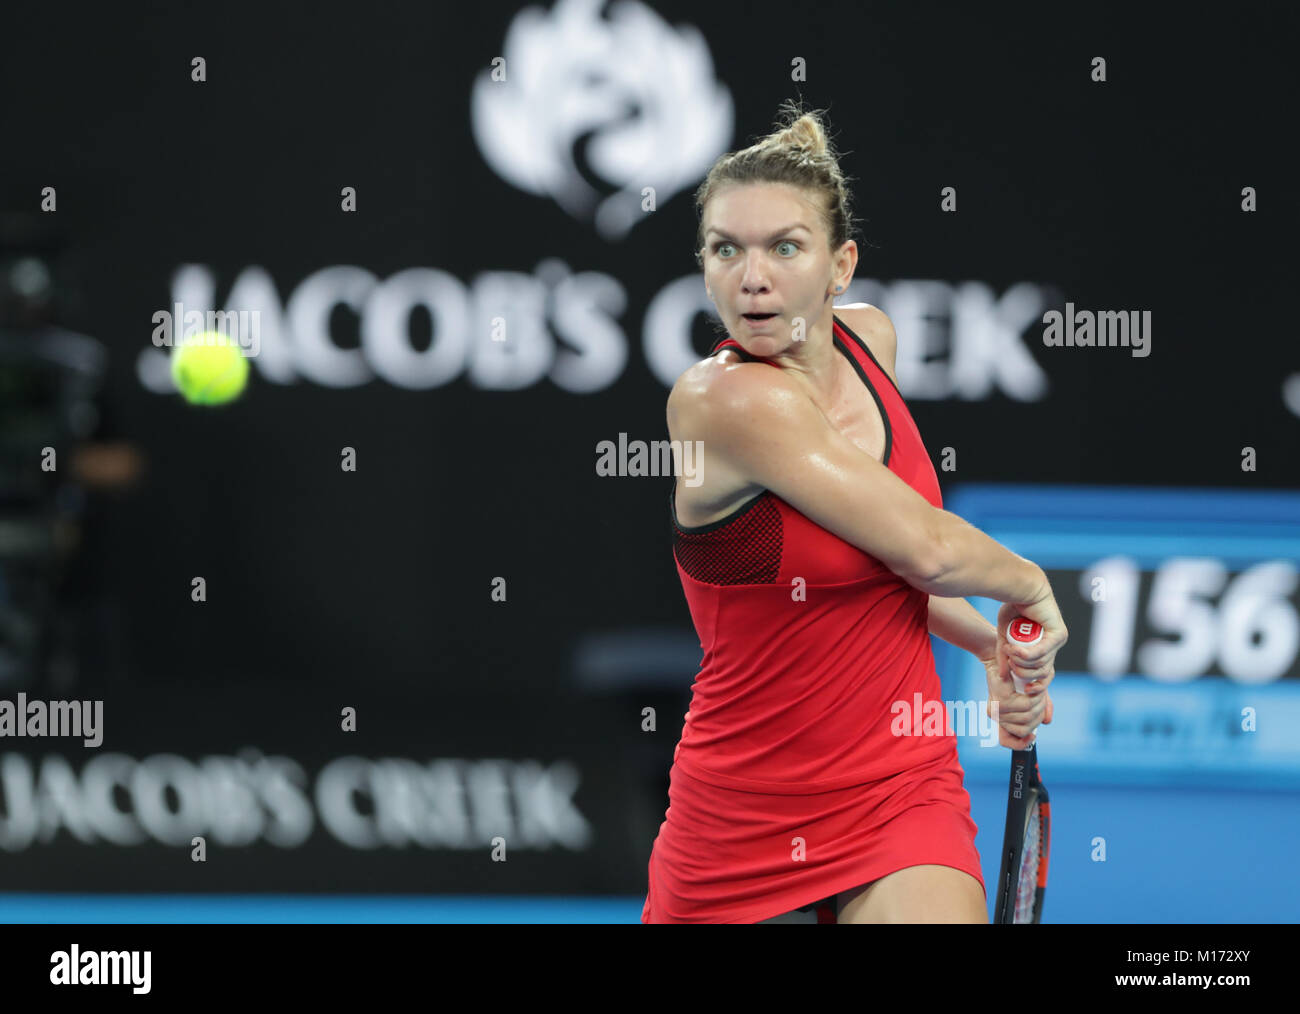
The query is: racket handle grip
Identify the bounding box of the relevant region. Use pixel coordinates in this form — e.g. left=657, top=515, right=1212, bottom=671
left=1006, top=616, right=1043, bottom=694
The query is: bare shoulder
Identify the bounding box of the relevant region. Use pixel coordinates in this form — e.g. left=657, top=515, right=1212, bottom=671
left=835, top=302, right=897, bottom=345
left=667, top=350, right=811, bottom=459
left=666, top=352, right=802, bottom=517
left=671, top=341, right=807, bottom=406
left=835, top=303, right=899, bottom=387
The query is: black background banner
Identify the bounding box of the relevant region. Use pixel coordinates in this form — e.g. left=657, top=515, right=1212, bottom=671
left=0, top=685, right=663, bottom=893
left=0, top=1, right=1296, bottom=914
left=1, top=4, right=1292, bottom=694
left=1, top=924, right=1283, bottom=998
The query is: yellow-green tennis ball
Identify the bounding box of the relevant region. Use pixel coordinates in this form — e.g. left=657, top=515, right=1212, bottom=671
left=171, top=331, right=250, bottom=405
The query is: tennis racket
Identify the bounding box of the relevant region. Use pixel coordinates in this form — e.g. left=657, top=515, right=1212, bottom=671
left=993, top=616, right=1052, bottom=925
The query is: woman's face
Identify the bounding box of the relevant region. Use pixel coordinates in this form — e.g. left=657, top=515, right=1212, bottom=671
left=700, top=182, right=844, bottom=355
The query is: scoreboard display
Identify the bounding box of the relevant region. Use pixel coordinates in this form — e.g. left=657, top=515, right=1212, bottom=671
left=936, top=485, right=1300, bottom=788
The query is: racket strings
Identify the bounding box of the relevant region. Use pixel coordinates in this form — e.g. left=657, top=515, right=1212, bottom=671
left=1014, top=806, right=1042, bottom=923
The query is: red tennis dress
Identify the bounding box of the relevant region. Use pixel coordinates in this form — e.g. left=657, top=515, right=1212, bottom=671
left=642, top=313, right=984, bottom=923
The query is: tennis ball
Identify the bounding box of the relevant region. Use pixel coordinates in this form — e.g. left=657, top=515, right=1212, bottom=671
left=171, top=331, right=250, bottom=405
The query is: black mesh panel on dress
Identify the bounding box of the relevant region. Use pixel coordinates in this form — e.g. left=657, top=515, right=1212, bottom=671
left=673, top=494, right=783, bottom=585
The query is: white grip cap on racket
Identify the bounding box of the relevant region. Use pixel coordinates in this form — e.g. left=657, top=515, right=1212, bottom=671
left=1006, top=617, right=1042, bottom=694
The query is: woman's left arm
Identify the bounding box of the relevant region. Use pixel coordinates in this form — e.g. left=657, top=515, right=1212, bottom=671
left=929, top=593, right=1057, bottom=748
left=926, top=594, right=998, bottom=662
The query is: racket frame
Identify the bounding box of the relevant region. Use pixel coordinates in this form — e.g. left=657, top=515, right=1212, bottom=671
left=993, top=742, right=1050, bottom=924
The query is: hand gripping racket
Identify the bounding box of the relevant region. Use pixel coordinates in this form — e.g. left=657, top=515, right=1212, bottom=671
left=993, top=617, right=1051, bottom=925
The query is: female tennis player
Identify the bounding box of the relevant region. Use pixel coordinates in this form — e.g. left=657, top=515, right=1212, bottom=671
left=641, top=102, right=1068, bottom=924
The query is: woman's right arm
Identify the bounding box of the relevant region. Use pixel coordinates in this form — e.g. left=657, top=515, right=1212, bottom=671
left=922, top=509, right=1048, bottom=603
left=673, top=361, right=1048, bottom=605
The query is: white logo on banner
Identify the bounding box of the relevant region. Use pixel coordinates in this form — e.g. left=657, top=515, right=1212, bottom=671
left=135, top=266, right=1056, bottom=398
left=0, top=752, right=592, bottom=852
left=470, top=0, right=734, bottom=241
left=1282, top=373, right=1300, bottom=418
left=132, top=1, right=1059, bottom=402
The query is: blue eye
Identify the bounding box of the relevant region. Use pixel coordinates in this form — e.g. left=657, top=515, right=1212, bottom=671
left=712, top=240, right=798, bottom=257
